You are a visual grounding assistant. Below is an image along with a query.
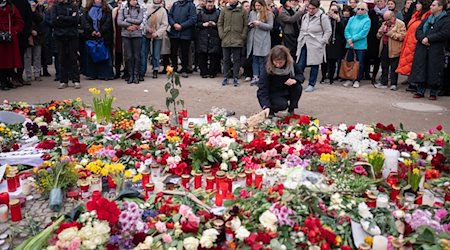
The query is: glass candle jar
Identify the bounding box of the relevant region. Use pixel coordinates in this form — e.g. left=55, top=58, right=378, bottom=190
left=0, top=204, right=8, bottom=222
left=226, top=173, right=235, bottom=193
left=181, top=174, right=190, bottom=189
left=245, top=169, right=253, bottom=187
left=0, top=192, right=9, bottom=206
left=141, top=170, right=150, bottom=189
left=7, top=174, right=16, bottom=193
left=145, top=183, right=155, bottom=201
left=390, top=184, right=401, bottom=201
left=206, top=176, right=215, bottom=191
left=194, top=173, right=202, bottom=189
left=254, top=172, right=263, bottom=189
left=215, top=171, right=226, bottom=189
left=376, top=193, right=389, bottom=208
left=151, top=165, right=161, bottom=179
left=237, top=173, right=246, bottom=188
left=9, top=199, right=22, bottom=222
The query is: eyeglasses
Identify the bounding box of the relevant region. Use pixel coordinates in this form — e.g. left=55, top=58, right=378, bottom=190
left=356, top=8, right=366, bottom=10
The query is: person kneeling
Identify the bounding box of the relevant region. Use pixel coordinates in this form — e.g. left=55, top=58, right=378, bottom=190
left=257, top=45, right=304, bottom=117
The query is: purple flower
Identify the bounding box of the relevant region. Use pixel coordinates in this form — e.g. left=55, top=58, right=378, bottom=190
left=435, top=209, right=448, bottom=221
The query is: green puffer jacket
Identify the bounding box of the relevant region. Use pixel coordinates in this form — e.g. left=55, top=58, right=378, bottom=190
left=217, top=2, right=248, bottom=47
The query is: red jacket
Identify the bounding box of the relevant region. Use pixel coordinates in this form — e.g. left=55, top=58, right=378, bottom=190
left=0, top=4, right=24, bottom=69
left=396, top=10, right=431, bottom=76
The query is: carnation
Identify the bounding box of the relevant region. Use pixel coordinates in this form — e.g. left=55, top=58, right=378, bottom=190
left=183, top=237, right=199, bottom=250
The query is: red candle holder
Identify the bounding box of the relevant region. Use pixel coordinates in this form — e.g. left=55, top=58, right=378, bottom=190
left=216, top=171, right=226, bottom=189
left=142, top=170, right=150, bottom=189
left=254, top=172, right=263, bottom=189
left=67, top=191, right=79, bottom=200
left=245, top=170, right=253, bottom=187
left=206, top=176, right=215, bottom=191
left=0, top=192, right=9, bottom=207
left=206, top=113, right=212, bottom=123
left=386, top=172, right=399, bottom=186
left=181, top=174, right=190, bottom=189
left=366, top=194, right=376, bottom=208
left=219, top=182, right=228, bottom=198
left=7, top=174, right=16, bottom=193
left=145, top=183, right=155, bottom=201
left=226, top=174, right=235, bottom=194
left=12, top=171, right=20, bottom=188
left=215, top=192, right=223, bottom=206
left=10, top=199, right=22, bottom=222
left=390, top=184, right=400, bottom=201
left=194, top=173, right=202, bottom=189
left=182, top=109, right=188, bottom=118
left=177, top=113, right=184, bottom=126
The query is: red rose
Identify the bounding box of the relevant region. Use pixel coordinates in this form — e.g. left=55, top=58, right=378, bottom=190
left=257, top=231, right=272, bottom=244
left=320, top=242, right=331, bottom=250
left=369, top=132, right=382, bottom=141
left=86, top=197, right=121, bottom=225
left=36, top=139, right=56, bottom=150
left=436, top=124, right=443, bottom=131
left=181, top=220, right=199, bottom=233
left=341, top=245, right=351, bottom=250
left=244, top=233, right=258, bottom=246
left=299, top=115, right=310, bottom=125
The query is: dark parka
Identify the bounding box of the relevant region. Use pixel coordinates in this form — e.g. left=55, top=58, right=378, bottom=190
left=30, top=6, right=44, bottom=45
left=196, top=7, right=221, bottom=54
left=366, top=9, right=383, bottom=60
left=51, top=2, right=80, bottom=38
left=326, top=16, right=345, bottom=60
left=83, top=7, right=113, bottom=49
left=257, top=64, right=304, bottom=111
left=409, top=11, right=450, bottom=86
left=217, top=2, right=248, bottom=47
left=168, top=0, right=197, bottom=40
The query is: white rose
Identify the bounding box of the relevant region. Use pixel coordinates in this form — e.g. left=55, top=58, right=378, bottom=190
left=358, top=203, right=373, bottom=219
left=259, top=210, right=277, bottom=232
left=235, top=226, right=250, bottom=241
left=93, top=221, right=110, bottom=236
left=230, top=156, right=238, bottom=162
left=220, top=162, right=228, bottom=171
left=407, top=132, right=417, bottom=140
left=183, top=237, right=200, bottom=250
left=144, top=236, right=154, bottom=245
left=227, top=149, right=234, bottom=158
left=200, top=229, right=219, bottom=248
left=230, top=217, right=242, bottom=231
left=58, top=227, right=79, bottom=242
left=221, top=152, right=229, bottom=160
left=82, top=239, right=97, bottom=250
left=308, top=126, right=318, bottom=133
left=338, top=123, right=347, bottom=131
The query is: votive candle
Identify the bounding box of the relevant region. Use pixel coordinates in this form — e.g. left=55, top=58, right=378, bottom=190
left=206, top=176, right=215, bottom=191
left=245, top=169, right=253, bottom=187
left=194, top=173, right=202, bottom=189
left=0, top=205, right=8, bottom=222
left=7, top=174, right=16, bottom=193
left=9, top=199, right=22, bottom=222
left=141, top=170, right=150, bottom=189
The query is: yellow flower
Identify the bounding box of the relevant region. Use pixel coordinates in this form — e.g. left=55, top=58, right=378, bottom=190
left=132, top=173, right=142, bottom=183
left=364, top=236, right=373, bottom=246
left=313, top=119, right=320, bottom=126
left=411, top=151, right=418, bottom=159
left=75, top=97, right=82, bottom=102
left=413, top=168, right=420, bottom=175
left=166, top=65, right=173, bottom=74
left=100, top=168, right=109, bottom=176
left=49, top=106, right=56, bottom=111
left=89, top=87, right=100, bottom=95
left=404, top=159, right=413, bottom=166
left=124, top=170, right=133, bottom=178
left=104, top=88, right=113, bottom=95
left=335, top=236, right=342, bottom=246
left=320, top=153, right=336, bottom=162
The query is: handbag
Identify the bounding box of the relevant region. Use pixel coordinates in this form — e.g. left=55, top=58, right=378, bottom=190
left=339, top=50, right=360, bottom=81
left=85, top=39, right=110, bottom=63
left=0, top=14, right=12, bottom=43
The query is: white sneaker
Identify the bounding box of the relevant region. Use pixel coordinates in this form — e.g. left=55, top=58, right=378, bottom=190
left=374, top=83, right=388, bottom=89
left=58, top=83, right=68, bottom=89
left=245, top=77, right=252, bottom=81
left=304, top=85, right=315, bottom=92
left=353, top=81, right=360, bottom=88
left=74, top=82, right=81, bottom=89
left=342, top=80, right=352, bottom=87
left=390, top=85, right=397, bottom=91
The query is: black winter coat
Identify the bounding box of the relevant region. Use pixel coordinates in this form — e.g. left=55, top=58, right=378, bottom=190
left=83, top=9, right=113, bottom=49
left=326, top=17, right=345, bottom=60
left=196, top=7, right=221, bottom=54
left=409, top=12, right=450, bottom=86
left=366, top=9, right=383, bottom=59
left=31, top=7, right=44, bottom=45
left=257, top=64, right=304, bottom=110
left=51, top=2, right=79, bottom=38
left=11, top=0, right=32, bottom=40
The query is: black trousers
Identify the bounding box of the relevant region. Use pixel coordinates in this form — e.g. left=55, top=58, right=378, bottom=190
left=364, top=57, right=380, bottom=80
left=223, top=47, right=241, bottom=79
left=380, top=45, right=400, bottom=86
left=270, top=83, right=303, bottom=113
left=123, top=37, right=141, bottom=76
left=170, top=38, right=190, bottom=73
left=197, top=53, right=220, bottom=76
left=115, top=51, right=123, bottom=75
left=56, top=37, right=80, bottom=83
left=321, top=59, right=338, bottom=82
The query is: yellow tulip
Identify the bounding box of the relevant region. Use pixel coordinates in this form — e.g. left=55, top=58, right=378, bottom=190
left=413, top=168, right=420, bottom=175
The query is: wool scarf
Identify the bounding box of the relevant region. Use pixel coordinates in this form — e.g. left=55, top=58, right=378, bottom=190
left=89, top=4, right=103, bottom=32
left=423, top=11, right=446, bottom=34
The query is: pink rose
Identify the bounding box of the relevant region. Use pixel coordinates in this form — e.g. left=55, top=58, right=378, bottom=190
left=162, top=233, right=172, bottom=243
left=179, top=205, right=191, bottom=217
left=353, top=165, right=368, bottom=176
left=68, top=237, right=81, bottom=250
left=155, top=221, right=167, bottom=233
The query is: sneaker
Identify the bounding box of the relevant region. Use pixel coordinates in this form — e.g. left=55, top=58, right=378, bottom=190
left=429, top=95, right=437, bottom=100
left=390, top=85, right=397, bottom=91
left=413, top=93, right=424, bottom=98
left=222, top=78, right=228, bottom=86
left=342, top=80, right=352, bottom=87
left=353, top=81, right=360, bottom=88
left=323, top=79, right=330, bottom=84
left=181, top=72, right=189, bottom=78
left=74, top=82, right=81, bottom=89
left=304, top=85, right=315, bottom=92
left=319, top=78, right=325, bottom=84
left=250, top=77, right=258, bottom=86
left=245, top=77, right=252, bottom=81
left=233, top=78, right=239, bottom=87
left=405, top=85, right=416, bottom=92
left=374, top=83, right=388, bottom=89
left=58, top=83, right=68, bottom=89
left=138, top=75, right=145, bottom=82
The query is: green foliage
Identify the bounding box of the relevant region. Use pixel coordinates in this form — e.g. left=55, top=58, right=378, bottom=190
left=165, top=70, right=184, bottom=125
left=188, top=142, right=221, bottom=172
left=34, top=160, right=79, bottom=197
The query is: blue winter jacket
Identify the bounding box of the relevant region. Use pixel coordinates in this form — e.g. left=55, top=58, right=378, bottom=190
left=344, top=13, right=371, bottom=50
left=168, top=0, right=197, bottom=40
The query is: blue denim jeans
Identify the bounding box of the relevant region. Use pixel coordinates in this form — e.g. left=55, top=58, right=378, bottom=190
left=252, top=55, right=265, bottom=77
left=140, top=37, right=163, bottom=75
left=346, top=49, right=365, bottom=81
left=297, top=46, right=319, bottom=86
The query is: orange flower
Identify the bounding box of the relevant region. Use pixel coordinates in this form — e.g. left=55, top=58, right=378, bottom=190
left=140, top=144, right=150, bottom=150
left=166, top=65, right=173, bottom=74
left=226, top=127, right=237, bottom=138
left=88, top=144, right=103, bottom=155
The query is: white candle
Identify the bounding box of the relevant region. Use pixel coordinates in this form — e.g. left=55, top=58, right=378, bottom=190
left=376, top=193, right=389, bottom=208
left=372, top=235, right=388, bottom=250
left=22, top=180, right=32, bottom=196
left=422, top=190, right=435, bottom=206
left=382, top=149, right=399, bottom=178
left=0, top=205, right=8, bottom=222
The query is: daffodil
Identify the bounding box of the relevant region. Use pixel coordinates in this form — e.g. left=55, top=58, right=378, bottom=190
left=413, top=168, right=420, bottom=175
left=104, top=88, right=113, bottom=95
left=89, top=87, right=100, bottom=95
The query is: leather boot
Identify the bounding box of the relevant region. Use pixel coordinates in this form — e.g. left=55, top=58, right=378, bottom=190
left=134, top=74, right=140, bottom=84
left=152, top=70, right=158, bottom=78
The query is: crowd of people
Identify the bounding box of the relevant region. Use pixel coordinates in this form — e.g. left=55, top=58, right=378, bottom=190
left=0, top=0, right=449, bottom=112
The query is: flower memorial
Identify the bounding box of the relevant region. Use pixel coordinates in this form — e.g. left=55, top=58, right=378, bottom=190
left=0, top=98, right=449, bottom=250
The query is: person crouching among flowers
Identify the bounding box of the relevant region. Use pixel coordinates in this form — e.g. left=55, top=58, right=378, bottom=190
left=257, top=45, right=303, bottom=118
